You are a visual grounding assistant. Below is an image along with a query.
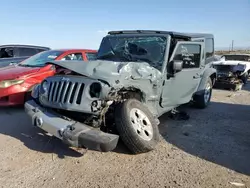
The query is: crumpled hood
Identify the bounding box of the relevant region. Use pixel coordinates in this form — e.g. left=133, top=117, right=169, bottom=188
left=47, top=60, right=162, bottom=86
left=0, top=65, right=40, bottom=80
left=213, top=60, right=249, bottom=66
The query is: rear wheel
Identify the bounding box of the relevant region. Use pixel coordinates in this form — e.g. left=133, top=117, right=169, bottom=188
left=115, top=99, right=160, bottom=154
left=193, top=77, right=212, bottom=109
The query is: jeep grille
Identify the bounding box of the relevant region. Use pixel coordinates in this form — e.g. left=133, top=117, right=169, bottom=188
left=47, top=81, right=85, bottom=105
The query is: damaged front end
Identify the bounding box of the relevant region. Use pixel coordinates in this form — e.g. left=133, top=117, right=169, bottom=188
left=26, top=60, right=161, bottom=152
left=213, top=64, right=246, bottom=90
left=26, top=76, right=120, bottom=152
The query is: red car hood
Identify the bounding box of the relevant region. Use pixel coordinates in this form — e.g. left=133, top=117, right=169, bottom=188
left=0, top=65, right=40, bottom=80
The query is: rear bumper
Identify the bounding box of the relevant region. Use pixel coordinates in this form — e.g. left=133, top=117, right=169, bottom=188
left=24, top=100, right=119, bottom=152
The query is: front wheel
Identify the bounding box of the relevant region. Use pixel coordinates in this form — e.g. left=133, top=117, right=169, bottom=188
left=193, top=77, right=213, bottom=109
left=115, top=99, right=160, bottom=154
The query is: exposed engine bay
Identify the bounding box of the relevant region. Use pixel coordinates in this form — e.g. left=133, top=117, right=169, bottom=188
left=212, top=54, right=250, bottom=90
left=214, top=64, right=245, bottom=83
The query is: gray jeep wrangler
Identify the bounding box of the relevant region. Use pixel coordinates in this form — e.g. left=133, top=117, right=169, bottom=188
left=25, top=30, right=216, bottom=154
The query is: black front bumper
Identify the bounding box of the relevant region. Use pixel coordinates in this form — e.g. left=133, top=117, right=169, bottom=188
left=25, top=100, right=119, bottom=152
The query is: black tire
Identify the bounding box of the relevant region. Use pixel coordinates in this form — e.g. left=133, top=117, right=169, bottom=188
left=193, top=77, right=213, bottom=109
left=24, top=84, right=38, bottom=102
left=115, top=99, right=160, bottom=154
left=240, top=72, right=248, bottom=84
left=24, top=92, right=32, bottom=102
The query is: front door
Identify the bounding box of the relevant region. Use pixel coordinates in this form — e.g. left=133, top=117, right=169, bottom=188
left=160, top=41, right=205, bottom=107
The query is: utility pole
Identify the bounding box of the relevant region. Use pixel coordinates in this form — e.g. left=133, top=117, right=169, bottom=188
left=231, top=40, right=234, bottom=51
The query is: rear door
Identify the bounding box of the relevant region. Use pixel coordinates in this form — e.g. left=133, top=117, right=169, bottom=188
left=160, top=41, right=205, bottom=107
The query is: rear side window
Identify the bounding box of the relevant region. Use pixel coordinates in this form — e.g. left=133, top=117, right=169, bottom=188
left=0, top=47, right=14, bottom=58
left=18, top=47, right=38, bottom=57
left=36, top=48, right=47, bottom=53
left=205, top=38, right=214, bottom=58
left=86, top=52, right=97, bottom=60
left=61, top=53, right=84, bottom=61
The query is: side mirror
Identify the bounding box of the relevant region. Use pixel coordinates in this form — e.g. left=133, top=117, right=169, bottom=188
left=9, top=62, right=17, bottom=66
left=173, top=60, right=183, bottom=72
left=167, top=60, right=183, bottom=79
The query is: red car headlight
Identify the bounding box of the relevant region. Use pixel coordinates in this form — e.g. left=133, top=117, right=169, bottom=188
left=0, top=79, right=24, bottom=88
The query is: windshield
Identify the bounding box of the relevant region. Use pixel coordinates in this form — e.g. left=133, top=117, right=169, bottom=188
left=18, top=50, right=64, bottom=67
left=97, top=36, right=167, bottom=70
left=222, top=55, right=250, bottom=61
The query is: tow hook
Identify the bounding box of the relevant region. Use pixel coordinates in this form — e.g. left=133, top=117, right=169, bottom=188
left=34, top=117, right=43, bottom=127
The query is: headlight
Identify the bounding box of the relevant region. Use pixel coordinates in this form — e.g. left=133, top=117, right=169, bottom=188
left=237, top=64, right=246, bottom=71
left=31, top=84, right=40, bottom=99
left=233, top=64, right=246, bottom=72
left=41, top=80, right=48, bottom=93
left=0, top=79, right=24, bottom=88
left=89, top=82, right=102, bottom=98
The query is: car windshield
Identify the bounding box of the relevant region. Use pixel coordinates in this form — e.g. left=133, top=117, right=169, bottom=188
left=222, top=55, right=250, bottom=61
left=97, top=36, right=167, bottom=70
left=18, top=50, right=64, bottom=67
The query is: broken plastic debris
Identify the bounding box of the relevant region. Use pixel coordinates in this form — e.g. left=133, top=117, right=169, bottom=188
left=21, top=133, right=32, bottom=139
left=229, top=182, right=245, bottom=187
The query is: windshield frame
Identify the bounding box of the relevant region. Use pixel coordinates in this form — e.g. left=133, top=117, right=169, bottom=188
left=97, top=34, right=169, bottom=72
left=18, top=50, right=64, bottom=67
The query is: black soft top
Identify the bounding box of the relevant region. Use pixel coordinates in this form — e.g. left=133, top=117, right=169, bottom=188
left=108, top=30, right=213, bottom=39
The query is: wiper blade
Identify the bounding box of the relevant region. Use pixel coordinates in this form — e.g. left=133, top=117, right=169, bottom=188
left=18, top=64, right=40, bottom=67
left=18, top=64, right=30, bottom=67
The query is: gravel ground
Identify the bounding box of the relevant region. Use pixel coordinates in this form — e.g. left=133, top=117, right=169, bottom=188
left=0, top=85, right=250, bottom=188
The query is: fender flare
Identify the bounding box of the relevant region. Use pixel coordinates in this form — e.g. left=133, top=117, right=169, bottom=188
left=195, top=67, right=217, bottom=95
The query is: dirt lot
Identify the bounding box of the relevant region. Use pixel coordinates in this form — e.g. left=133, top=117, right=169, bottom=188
left=0, top=85, right=250, bottom=188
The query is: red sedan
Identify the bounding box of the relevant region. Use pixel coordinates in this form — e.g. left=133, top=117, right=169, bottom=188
left=0, top=49, right=97, bottom=106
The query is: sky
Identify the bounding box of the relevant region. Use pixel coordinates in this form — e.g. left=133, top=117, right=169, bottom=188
left=0, top=0, right=249, bottom=50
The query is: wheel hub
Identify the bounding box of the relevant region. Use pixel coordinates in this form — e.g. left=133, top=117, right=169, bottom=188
left=204, top=83, right=211, bottom=103
left=130, top=108, right=153, bottom=141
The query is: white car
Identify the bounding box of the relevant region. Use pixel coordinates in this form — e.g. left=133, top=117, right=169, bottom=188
left=213, top=54, right=250, bottom=85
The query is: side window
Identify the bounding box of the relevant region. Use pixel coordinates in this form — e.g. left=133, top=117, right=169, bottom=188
left=86, top=53, right=97, bottom=60
left=36, top=49, right=47, bottom=53
left=205, top=38, right=214, bottom=58
left=0, top=47, right=14, bottom=58
left=18, top=48, right=38, bottom=57
left=61, top=53, right=83, bottom=61
left=172, top=44, right=201, bottom=69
